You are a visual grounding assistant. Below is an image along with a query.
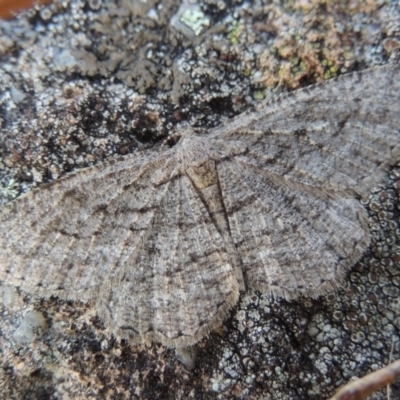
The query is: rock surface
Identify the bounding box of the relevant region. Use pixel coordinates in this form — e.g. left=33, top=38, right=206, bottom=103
left=1, top=0, right=400, bottom=398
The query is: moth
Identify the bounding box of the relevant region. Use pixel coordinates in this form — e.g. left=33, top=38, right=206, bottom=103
left=0, top=64, right=399, bottom=351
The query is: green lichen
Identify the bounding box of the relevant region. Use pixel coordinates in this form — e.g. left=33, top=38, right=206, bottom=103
left=0, top=179, right=20, bottom=205
left=180, top=9, right=210, bottom=36
left=227, top=21, right=241, bottom=45
left=243, top=67, right=251, bottom=77
left=324, top=65, right=339, bottom=79
left=253, top=90, right=264, bottom=100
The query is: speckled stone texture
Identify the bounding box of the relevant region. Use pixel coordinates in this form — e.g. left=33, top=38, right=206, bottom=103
left=1, top=0, right=400, bottom=399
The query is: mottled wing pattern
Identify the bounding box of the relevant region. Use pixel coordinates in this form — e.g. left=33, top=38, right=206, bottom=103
left=212, top=64, right=400, bottom=193
left=97, top=175, right=239, bottom=347
left=0, top=150, right=176, bottom=300
left=0, top=64, right=399, bottom=347
left=0, top=149, right=239, bottom=347
left=211, top=64, right=400, bottom=298
left=216, top=160, right=369, bottom=298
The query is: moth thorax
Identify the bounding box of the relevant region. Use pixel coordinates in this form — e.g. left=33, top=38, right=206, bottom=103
left=185, top=160, right=218, bottom=190
left=178, top=135, right=218, bottom=189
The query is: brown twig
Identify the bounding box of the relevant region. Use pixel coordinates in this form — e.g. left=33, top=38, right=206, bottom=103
left=329, top=359, right=400, bottom=400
